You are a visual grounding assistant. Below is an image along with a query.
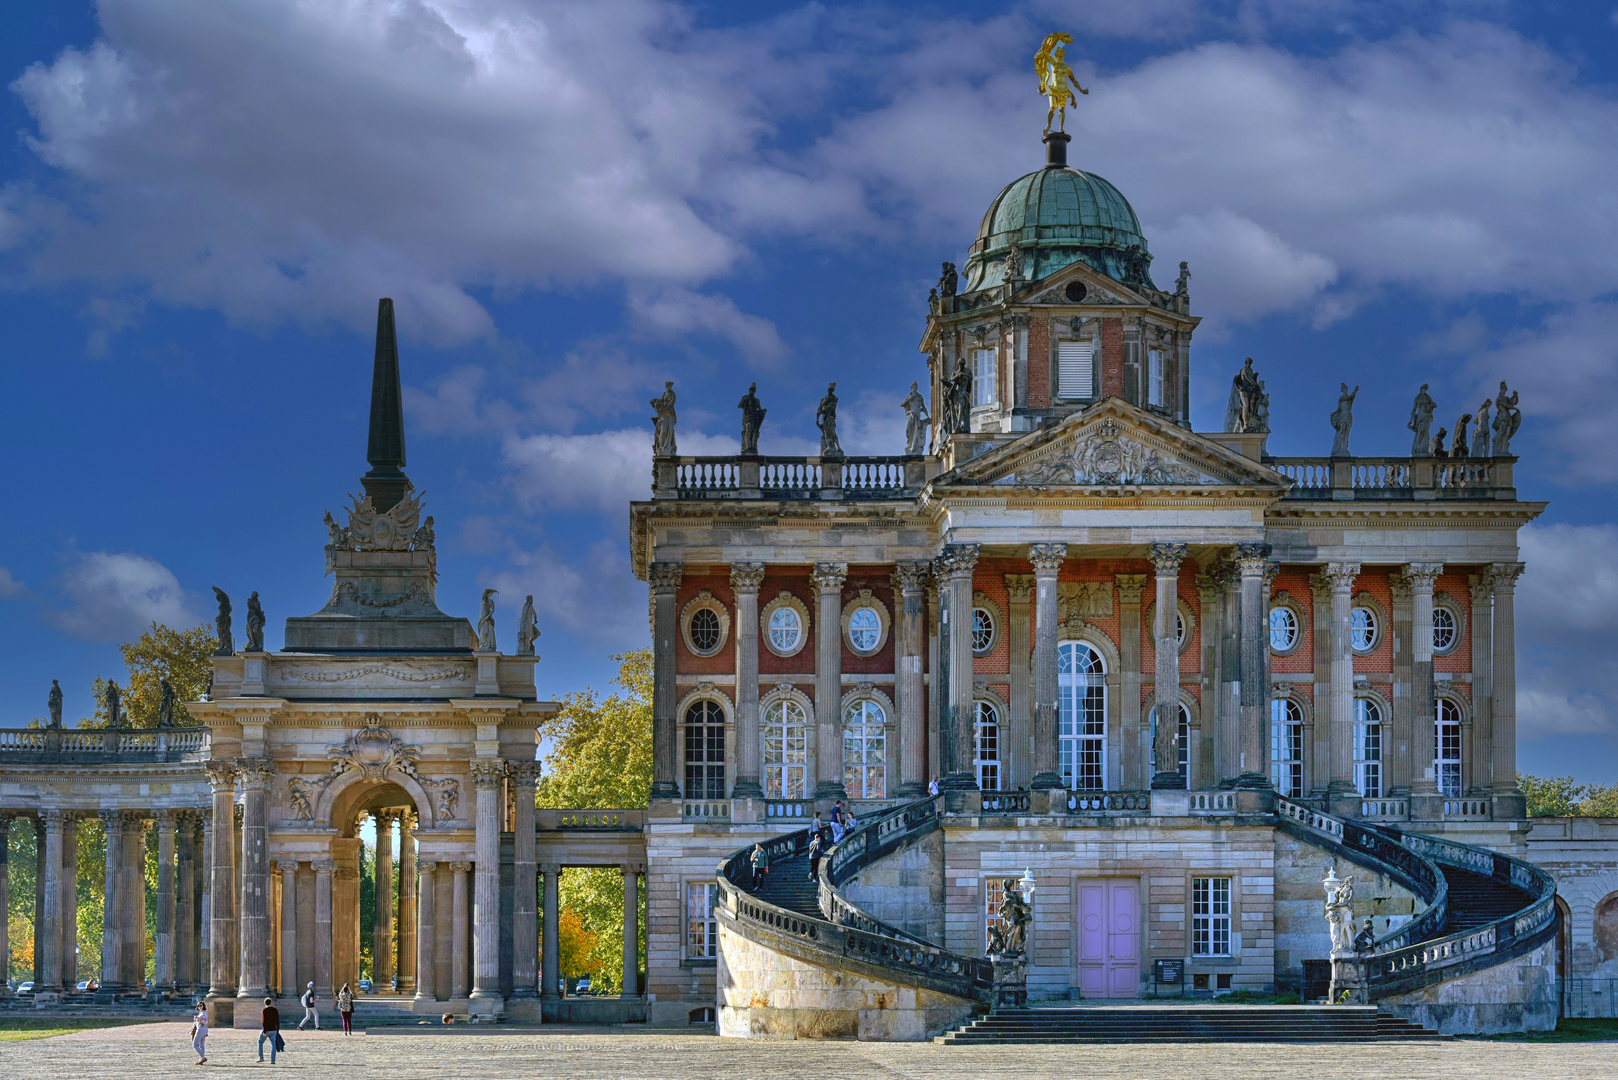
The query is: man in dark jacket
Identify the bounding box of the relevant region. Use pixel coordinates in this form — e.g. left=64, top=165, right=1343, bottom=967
left=807, top=828, right=825, bottom=883
left=258, top=997, right=281, bottom=1063
left=749, top=844, right=770, bottom=889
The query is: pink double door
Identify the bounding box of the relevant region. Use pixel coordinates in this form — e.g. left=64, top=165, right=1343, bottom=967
left=1076, top=879, right=1140, bottom=998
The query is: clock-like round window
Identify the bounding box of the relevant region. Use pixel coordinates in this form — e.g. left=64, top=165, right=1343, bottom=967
left=1269, top=605, right=1299, bottom=653
left=1433, top=606, right=1458, bottom=653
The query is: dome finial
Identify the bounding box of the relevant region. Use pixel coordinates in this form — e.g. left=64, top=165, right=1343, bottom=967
left=1035, top=32, right=1088, bottom=136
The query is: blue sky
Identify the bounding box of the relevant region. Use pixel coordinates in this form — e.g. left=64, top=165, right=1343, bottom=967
left=2, top=0, right=1617, bottom=782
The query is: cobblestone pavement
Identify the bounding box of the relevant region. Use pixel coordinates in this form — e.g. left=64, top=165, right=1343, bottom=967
left=13, top=1023, right=1617, bottom=1079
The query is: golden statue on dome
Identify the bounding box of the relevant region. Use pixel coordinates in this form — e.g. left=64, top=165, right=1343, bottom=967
left=1035, top=32, right=1088, bottom=135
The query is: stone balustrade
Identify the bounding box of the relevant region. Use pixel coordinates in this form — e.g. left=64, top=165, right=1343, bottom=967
left=536, top=809, right=645, bottom=831
left=654, top=455, right=928, bottom=501
left=1268, top=455, right=1516, bottom=501
left=0, top=725, right=210, bottom=764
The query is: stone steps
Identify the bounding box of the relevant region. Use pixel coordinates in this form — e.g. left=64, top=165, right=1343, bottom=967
left=1442, top=867, right=1529, bottom=931
left=936, top=1005, right=1446, bottom=1044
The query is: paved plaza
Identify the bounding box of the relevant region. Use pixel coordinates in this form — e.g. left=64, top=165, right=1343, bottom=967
left=4, top=1023, right=1614, bottom=1080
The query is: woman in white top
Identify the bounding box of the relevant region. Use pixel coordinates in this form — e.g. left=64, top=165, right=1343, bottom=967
left=191, top=1004, right=209, bottom=1064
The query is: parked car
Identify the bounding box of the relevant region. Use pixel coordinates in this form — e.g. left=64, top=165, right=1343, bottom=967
left=575, top=975, right=592, bottom=995
left=76, top=979, right=98, bottom=992
left=16, top=981, right=33, bottom=995
left=359, top=978, right=373, bottom=993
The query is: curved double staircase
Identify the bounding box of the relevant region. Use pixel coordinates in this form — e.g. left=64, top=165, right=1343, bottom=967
left=715, top=794, right=1558, bottom=1040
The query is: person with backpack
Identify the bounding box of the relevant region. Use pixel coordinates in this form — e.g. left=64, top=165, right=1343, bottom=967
left=337, top=983, right=355, bottom=1035
left=258, top=997, right=282, bottom=1063
left=297, top=982, right=319, bottom=1030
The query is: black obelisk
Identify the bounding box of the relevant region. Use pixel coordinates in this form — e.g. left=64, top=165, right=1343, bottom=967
left=361, top=297, right=412, bottom=513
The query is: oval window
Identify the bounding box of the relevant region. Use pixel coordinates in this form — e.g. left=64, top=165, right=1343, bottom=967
left=689, top=608, right=721, bottom=653
left=1351, top=607, right=1379, bottom=652
left=768, top=606, right=802, bottom=653
left=1268, top=605, right=1298, bottom=652
left=848, top=607, right=881, bottom=652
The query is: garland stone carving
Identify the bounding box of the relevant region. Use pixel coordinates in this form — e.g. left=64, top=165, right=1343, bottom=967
left=1013, top=419, right=1204, bottom=486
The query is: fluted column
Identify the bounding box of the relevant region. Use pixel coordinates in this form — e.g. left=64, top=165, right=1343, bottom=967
left=621, top=863, right=640, bottom=998
left=39, top=809, right=64, bottom=993
left=649, top=562, right=683, bottom=800
left=894, top=561, right=931, bottom=796
left=540, top=863, right=560, bottom=1003
left=1490, top=562, right=1526, bottom=817
left=0, top=815, right=10, bottom=996
left=728, top=563, right=767, bottom=798
left=31, top=818, right=42, bottom=986
left=450, top=862, right=471, bottom=999
left=812, top=562, right=849, bottom=801
left=206, top=763, right=237, bottom=997
left=1028, top=544, right=1067, bottom=790
left=1323, top=562, right=1361, bottom=804
left=277, top=861, right=298, bottom=998
left=175, top=812, right=197, bottom=992
left=237, top=759, right=274, bottom=997
left=99, top=810, right=124, bottom=989
left=509, top=762, right=540, bottom=998
left=469, top=762, right=506, bottom=1010
left=1468, top=574, right=1495, bottom=795
left=154, top=810, right=177, bottom=990
left=412, top=861, right=437, bottom=1003
left=939, top=544, right=980, bottom=791
left=60, top=813, right=78, bottom=989
left=122, top=817, right=149, bottom=990
left=398, top=812, right=417, bottom=993
left=1150, top=544, right=1188, bottom=789
left=313, top=860, right=334, bottom=999
left=1117, top=575, right=1146, bottom=786
left=1235, top=544, right=1271, bottom=787
left=373, top=810, right=395, bottom=990
left=1403, top=563, right=1444, bottom=796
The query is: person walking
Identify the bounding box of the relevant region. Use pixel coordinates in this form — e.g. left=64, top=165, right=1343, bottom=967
left=337, top=983, right=355, bottom=1035
left=258, top=997, right=281, bottom=1063
left=806, top=827, right=825, bottom=883
left=191, top=1003, right=209, bottom=1065
left=831, top=801, right=844, bottom=827
left=749, top=844, right=769, bottom=890
left=927, top=776, right=939, bottom=796
left=297, top=982, right=319, bottom=1030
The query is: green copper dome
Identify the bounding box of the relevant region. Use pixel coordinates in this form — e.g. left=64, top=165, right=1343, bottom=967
left=963, top=154, right=1155, bottom=293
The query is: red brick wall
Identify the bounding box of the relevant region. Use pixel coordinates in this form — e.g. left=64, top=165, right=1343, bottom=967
left=1100, top=318, right=1124, bottom=398
left=675, top=573, right=736, bottom=676
left=1028, top=317, right=1050, bottom=408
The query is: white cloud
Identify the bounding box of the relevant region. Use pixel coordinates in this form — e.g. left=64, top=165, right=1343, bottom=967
left=485, top=537, right=648, bottom=648
left=1516, top=523, right=1618, bottom=738
left=627, top=287, right=788, bottom=367
left=47, top=550, right=197, bottom=639
left=0, top=567, right=26, bottom=598
left=500, top=426, right=738, bottom=517
left=1151, top=211, right=1338, bottom=332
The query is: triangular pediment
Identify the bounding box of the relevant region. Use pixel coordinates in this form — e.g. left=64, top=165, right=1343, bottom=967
left=941, top=398, right=1291, bottom=491
left=1021, top=259, right=1145, bottom=307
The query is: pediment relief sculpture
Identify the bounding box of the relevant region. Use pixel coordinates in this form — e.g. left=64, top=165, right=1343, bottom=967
left=996, top=419, right=1210, bottom=487
left=284, top=714, right=460, bottom=823
left=1058, top=582, right=1112, bottom=625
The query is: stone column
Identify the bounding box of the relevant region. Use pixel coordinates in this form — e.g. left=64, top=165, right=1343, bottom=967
left=450, top=862, right=472, bottom=999
left=927, top=581, right=941, bottom=785
left=1235, top=544, right=1272, bottom=788
left=470, top=763, right=505, bottom=1012
left=236, top=759, right=274, bottom=998
left=730, top=563, right=767, bottom=799
left=649, top=562, right=684, bottom=800
left=99, top=811, right=124, bottom=989
left=412, top=861, right=437, bottom=1003
left=61, top=813, right=78, bottom=989
left=509, top=763, right=540, bottom=998
left=1468, top=573, right=1496, bottom=795
left=1217, top=564, right=1242, bottom=784
left=1490, top=563, right=1526, bottom=818
left=154, top=810, right=177, bottom=990
left=196, top=812, right=211, bottom=992
left=175, top=812, right=196, bottom=992
left=1150, top=544, right=1188, bottom=790
left=398, top=812, right=417, bottom=993
left=123, top=819, right=149, bottom=991
left=0, top=815, right=10, bottom=996
left=621, top=863, right=639, bottom=998
left=1323, top=562, right=1362, bottom=810
left=313, top=860, right=334, bottom=999
left=1029, top=544, right=1067, bottom=791
left=1116, top=574, right=1146, bottom=787
left=938, top=545, right=980, bottom=791
left=206, top=763, right=237, bottom=997
left=540, top=863, right=560, bottom=1003
left=1195, top=570, right=1223, bottom=787
left=373, top=810, right=395, bottom=991
left=39, top=809, right=64, bottom=994
left=276, top=861, right=298, bottom=998
left=32, top=818, right=43, bottom=987
left=1004, top=572, right=1034, bottom=789
left=1388, top=575, right=1415, bottom=794
left=894, top=561, right=931, bottom=797
left=1403, top=563, right=1444, bottom=798
left=812, top=562, right=849, bottom=801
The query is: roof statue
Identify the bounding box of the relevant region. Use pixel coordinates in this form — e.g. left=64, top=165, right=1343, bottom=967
left=1474, top=398, right=1493, bottom=458
left=1035, top=32, right=1088, bottom=135
left=651, top=381, right=678, bottom=456
left=738, top=383, right=766, bottom=456
left=1408, top=383, right=1436, bottom=457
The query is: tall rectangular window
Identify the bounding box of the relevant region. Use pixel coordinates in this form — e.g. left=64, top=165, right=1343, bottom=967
left=1354, top=698, right=1383, bottom=798
left=686, top=882, right=718, bottom=959
left=973, top=348, right=996, bottom=407
left=1270, top=698, right=1304, bottom=797
left=1148, top=349, right=1166, bottom=407
left=1435, top=699, right=1463, bottom=798
left=684, top=701, right=726, bottom=800
left=1192, top=877, right=1232, bottom=956
left=984, top=877, right=1006, bottom=951
left=1057, top=340, right=1094, bottom=400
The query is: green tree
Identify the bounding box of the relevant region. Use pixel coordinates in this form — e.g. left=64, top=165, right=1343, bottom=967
left=1521, top=773, right=1618, bottom=817
left=536, top=650, right=652, bottom=993
left=87, top=622, right=217, bottom=728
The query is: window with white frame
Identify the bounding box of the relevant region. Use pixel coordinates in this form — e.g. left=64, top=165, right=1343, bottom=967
left=1192, top=877, right=1232, bottom=956
left=974, top=700, right=1001, bottom=791
left=1057, top=340, right=1094, bottom=400
left=1432, top=605, right=1459, bottom=654
left=1058, top=641, right=1107, bottom=790
left=984, top=877, right=1006, bottom=951
left=1351, top=605, right=1379, bottom=652
left=763, top=698, right=807, bottom=799
left=1269, top=604, right=1299, bottom=652
left=973, top=348, right=996, bottom=407
left=847, top=606, right=881, bottom=653
left=767, top=604, right=803, bottom=655
left=1270, top=697, right=1304, bottom=797
left=1148, top=702, right=1190, bottom=785
left=686, top=881, right=718, bottom=959
left=1354, top=698, right=1383, bottom=798
left=683, top=700, right=726, bottom=800
left=1435, top=698, right=1463, bottom=797
left=971, top=606, right=997, bottom=655
left=1148, top=348, right=1166, bottom=407
left=842, top=698, right=887, bottom=799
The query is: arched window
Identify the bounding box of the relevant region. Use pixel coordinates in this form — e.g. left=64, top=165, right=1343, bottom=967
left=1058, top=642, right=1107, bottom=791
left=974, top=700, right=1001, bottom=791
left=1354, top=698, right=1383, bottom=798
left=842, top=699, right=887, bottom=799
left=763, top=698, right=806, bottom=800
left=1270, top=697, right=1304, bottom=797
left=1435, top=698, right=1463, bottom=798
left=683, top=700, right=726, bottom=800
left=1148, top=702, right=1190, bottom=785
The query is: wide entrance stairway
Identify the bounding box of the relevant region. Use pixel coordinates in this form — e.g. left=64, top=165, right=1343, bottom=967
left=935, top=1004, right=1444, bottom=1043
left=751, top=849, right=820, bottom=917
left=1442, top=867, right=1529, bottom=931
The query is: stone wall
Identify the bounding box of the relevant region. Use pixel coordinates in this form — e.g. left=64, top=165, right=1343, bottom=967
left=1525, top=816, right=1618, bottom=1018
left=715, top=924, right=975, bottom=1040
left=839, top=829, right=945, bottom=944
left=1378, top=936, right=1558, bottom=1034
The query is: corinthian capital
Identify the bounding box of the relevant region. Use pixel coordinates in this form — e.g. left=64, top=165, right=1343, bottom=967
left=1003, top=574, right=1034, bottom=604
left=1488, top=562, right=1525, bottom=592
left=938, top=544, right=979, bottom=579
left=236, top=758, right=276, bottom=790
left=648, top=562, right=683, bottom=592
left=892, top=560, right=930, bottom=594
left=1401, top=562, right=1444, bottom=591
left=1322, top=562, right=1361, bottom=593
left=470, top=759, right=509, bottom=788
left=507, top=760, right=543, bottom=788
left=728, top=562, right=766, bottom=592
left=1235, top=543, right=1272, bottom=577
left=1028, top=543, right=1067, bottom=575
left=204, top=760, right=237, bottom=791
left=811, top=562, right=848, bottom=594
left=1148, top=543, right=1187, bottom=577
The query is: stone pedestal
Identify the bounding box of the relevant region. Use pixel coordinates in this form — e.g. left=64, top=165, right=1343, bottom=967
left=990, top=954, right=1027, bottom=1010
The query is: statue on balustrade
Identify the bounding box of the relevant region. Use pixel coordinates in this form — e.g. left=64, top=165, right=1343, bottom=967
left=1430, top=427, right=1449, bottom=458
left=104, top=680, right=123, bottom=727
left=212, top=586, right=233, bottom=655
left=816, top=382, right=843, bottom=458
left=1329, top=382, right=1359, bottom=457
left=737, top=383, right=766, bottom=456
left=1175, top=260, right=1191, bottom=298
left=1224, top=358, right=1269, bottom=433
left=244, top=591, right=266, bottom=652
left=945, top=358, right=973, bottom=435
left=158, top=678, right=176, bottom=728
left=516, top=594, right=540, bottom=656
left=650, top=381, right=678, bottom=457
left=1474, top=398, right=1493, bottom=457
left=902, top=380, right=929, bottom=455
left=1353, top=917, right=1376, bottom=953
left=1452, top=412, right=1473, bottom=459
left=1493, top=381, right=1521, bottom=455
left=47, top=679, right=63, bottom=728
left=938, top=261, right=958, bottom=298
left=1408, top=383, right=1436, bottom=456
left=477, top=588, right=498, bottom=652
left=1323, top=869, right=1356, bottom=957
left=997, top=878, right=1032, bottom=955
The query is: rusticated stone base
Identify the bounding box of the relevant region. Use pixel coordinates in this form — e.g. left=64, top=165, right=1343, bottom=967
left=717, top=925, right=975, bottom=1041
left=1377, top=936, right=1558, bottom=1035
